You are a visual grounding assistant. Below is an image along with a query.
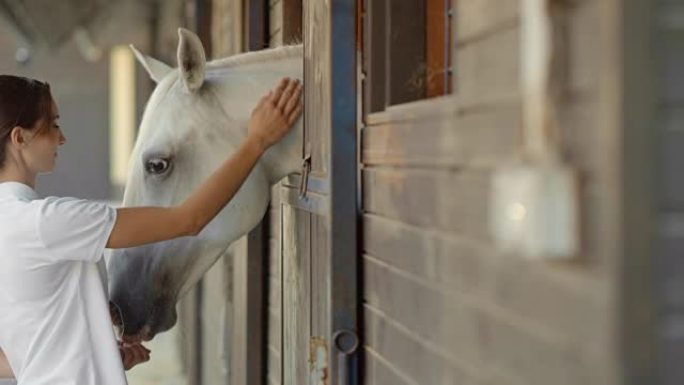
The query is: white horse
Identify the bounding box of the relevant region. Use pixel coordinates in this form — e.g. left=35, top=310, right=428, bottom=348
left=107, top=28, right=302, bottom=340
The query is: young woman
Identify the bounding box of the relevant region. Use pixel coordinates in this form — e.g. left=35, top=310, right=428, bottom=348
left=0, top=74, right=303, bottom=384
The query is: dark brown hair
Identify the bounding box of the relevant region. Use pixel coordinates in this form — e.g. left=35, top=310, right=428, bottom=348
left=0, top=75, right=54, bottom=166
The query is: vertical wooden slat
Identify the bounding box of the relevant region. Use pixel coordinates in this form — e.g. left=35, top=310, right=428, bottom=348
left=305, top=0, right=331, bottom=174
left=235, top=2, right=269, bottom=385
left=179, top=286, right=201, bottom=385
left=245, top=0, right=267, bottom=50
left=247, top=218, right=268, bottom=384
left=211, top=0, right=243, bottom=57
left=266, top=186, right=283, bottom=385
left=282, top=206, right=312, bottom=385
left=193, top=2, right=213, bottom=383
left=311, top=213, right=331, bottom=384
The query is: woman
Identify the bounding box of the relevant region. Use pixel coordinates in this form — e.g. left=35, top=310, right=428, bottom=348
left=0, top=74, right=302, bottom=384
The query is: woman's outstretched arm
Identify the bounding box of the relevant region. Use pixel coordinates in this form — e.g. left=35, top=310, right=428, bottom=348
left=106, top=77, right=302, bottom=249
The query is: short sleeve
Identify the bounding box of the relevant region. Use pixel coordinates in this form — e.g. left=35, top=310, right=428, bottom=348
left=37, top=197, right=118, bottom=262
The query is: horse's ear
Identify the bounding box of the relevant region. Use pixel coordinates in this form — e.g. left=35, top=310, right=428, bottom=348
left=129, top=45, right=173, bottom=83
left=177, top=28, right=206, bottom=92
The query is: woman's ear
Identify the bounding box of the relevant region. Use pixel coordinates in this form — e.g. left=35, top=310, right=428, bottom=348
left=9, top=126, right=27, bottom=147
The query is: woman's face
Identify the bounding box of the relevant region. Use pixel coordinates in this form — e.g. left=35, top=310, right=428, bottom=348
left=23, top=99, right=66, bottom=174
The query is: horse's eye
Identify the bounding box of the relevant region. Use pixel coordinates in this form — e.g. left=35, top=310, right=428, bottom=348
left=145, top=158, right=171, bottom=175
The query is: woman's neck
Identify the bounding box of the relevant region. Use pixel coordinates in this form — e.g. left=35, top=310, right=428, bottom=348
left=0, top=162, right=36, bottom=189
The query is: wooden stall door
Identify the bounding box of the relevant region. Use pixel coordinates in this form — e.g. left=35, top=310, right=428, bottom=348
left=279, top=0, right=359, bottom=385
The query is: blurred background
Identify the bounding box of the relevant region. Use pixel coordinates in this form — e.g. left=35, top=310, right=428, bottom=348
left=0, top=0, right=677, bottom=385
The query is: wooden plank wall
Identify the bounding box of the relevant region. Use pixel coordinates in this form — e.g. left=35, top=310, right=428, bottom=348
left=361, top=1, right=619, bottom=384
left=656, top=1, right=684, bottom=384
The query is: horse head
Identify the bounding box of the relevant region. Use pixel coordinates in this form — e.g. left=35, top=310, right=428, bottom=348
left=108, top=28, right=302, bottom=341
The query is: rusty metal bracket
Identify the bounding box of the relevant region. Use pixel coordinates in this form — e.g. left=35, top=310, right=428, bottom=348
left=309, top=336, right=329, bottom=384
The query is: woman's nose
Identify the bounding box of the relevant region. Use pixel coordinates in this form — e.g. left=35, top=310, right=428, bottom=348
left=58, top=131, right=66, bottom=145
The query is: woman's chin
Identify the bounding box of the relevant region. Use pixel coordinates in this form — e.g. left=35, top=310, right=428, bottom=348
left=37, top=165, right=56, bottom=175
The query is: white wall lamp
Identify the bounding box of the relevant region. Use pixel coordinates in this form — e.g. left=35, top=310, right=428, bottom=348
left=490, top=0, right=579, bottom=260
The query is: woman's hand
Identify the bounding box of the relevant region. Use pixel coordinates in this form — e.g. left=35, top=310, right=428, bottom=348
left=247, top=77, right=303, bottom=153
left=118, top=340, right=151, bottom=371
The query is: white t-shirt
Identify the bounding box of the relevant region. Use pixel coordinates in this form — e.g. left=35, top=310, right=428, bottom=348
left=0, top=182, right=126, bottom=385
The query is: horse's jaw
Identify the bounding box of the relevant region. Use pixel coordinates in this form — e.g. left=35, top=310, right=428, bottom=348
left=110, top=165, right=272, bottom=339
left=109, top=206, right=267, bottom=340
left=109, top=237, right=231, bottom=340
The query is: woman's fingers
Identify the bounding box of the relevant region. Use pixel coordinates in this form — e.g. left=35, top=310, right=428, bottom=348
left=270, top=78, right=290, bottom=106
left=276, top=79, right=299, bottom=112
left=128, top=346, right=142, bottom=369
left=122, top=348, right=134, bottom=370
left=121, top=342, right=151, bottom=370
left=283, top=82, right=303, bottom=115
left=287, top=102, right=303, bottom=125
left=247, top=77, right=303, bottom=151
left=138, top=346, right=150, bottom=363
left=135, top=344, right=149, bottom=361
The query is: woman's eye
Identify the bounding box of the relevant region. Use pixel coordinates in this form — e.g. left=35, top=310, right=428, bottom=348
left=145, top=158, right=170, bottom=175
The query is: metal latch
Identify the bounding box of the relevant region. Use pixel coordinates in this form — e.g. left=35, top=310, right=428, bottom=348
left=299, top=143, right=312, bottom=198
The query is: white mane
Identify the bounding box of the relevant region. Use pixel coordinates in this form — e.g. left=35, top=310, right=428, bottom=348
left=207, top=45, right=303, bottom=70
